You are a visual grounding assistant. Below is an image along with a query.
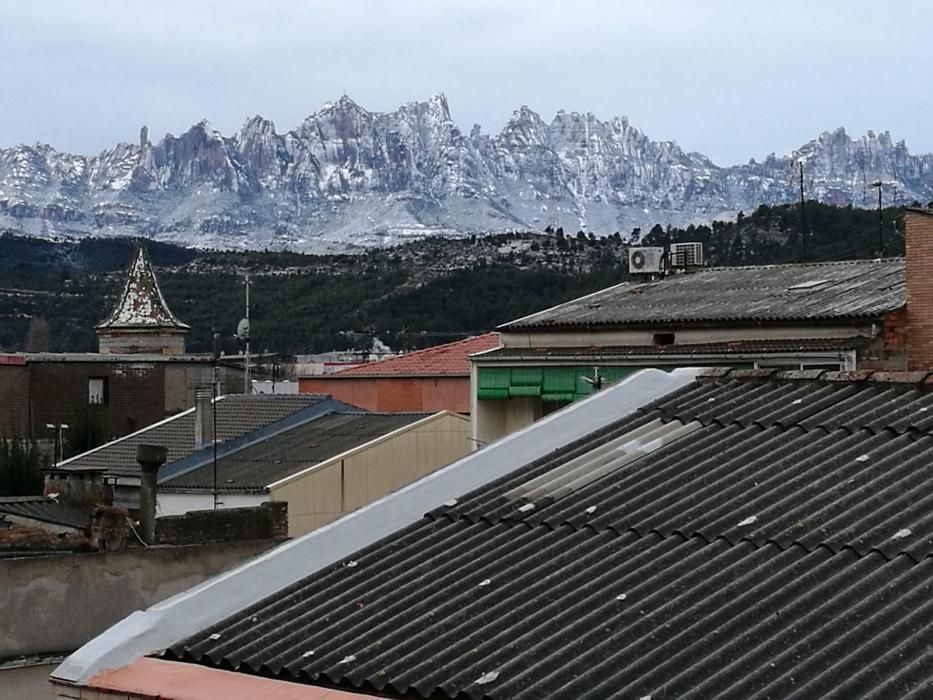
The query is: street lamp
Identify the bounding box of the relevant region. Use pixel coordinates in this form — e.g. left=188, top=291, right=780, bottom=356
left=45, top=423, right=70, bottom=467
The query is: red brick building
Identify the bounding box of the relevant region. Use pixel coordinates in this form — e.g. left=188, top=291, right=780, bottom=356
left=299, top=334, right=500, bottom=413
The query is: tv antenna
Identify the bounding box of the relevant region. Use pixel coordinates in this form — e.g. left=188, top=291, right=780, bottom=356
left=236, top=274, right=252, bottom=393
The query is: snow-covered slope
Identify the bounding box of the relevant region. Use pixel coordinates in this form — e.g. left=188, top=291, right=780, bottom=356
left=1, top=94, right=931, bottom=251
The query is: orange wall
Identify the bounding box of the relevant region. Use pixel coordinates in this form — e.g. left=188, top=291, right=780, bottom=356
left=299, top=376, right=470, bottom=413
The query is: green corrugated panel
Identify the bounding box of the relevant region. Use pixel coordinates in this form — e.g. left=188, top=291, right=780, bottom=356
left=542, top=367, right=578, bottom=394
left=541, top=392, right=575, bottom=402
left=511, top=367, right=544, bottom=386
left=478, top=367, right=511, bottom=390
left=510, top=385, right=542, bottom=398
left=477, top=388, right=510, bottom=400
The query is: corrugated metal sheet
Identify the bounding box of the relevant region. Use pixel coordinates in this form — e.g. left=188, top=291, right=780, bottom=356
left=161, top=413, right=427, bottom=492
left=502, top=258, right=905, bottom=330
left=0, top=496, right=90, bottom=530
left=478, top=337, right=868, bottom=361
left=167, top=372, right=933, bottom=699
left=57, top=395, right=341, bottom=478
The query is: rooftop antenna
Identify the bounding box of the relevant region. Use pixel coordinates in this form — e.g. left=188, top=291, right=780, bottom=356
left=797, top=159, right=808, bottom=262
left=236, top=275, right=251, bottom=393
left=211, top=329, right=220, bottom=510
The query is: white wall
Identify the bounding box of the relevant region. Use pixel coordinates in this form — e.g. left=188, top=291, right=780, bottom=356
left=157, top=492, right=266, bottom=517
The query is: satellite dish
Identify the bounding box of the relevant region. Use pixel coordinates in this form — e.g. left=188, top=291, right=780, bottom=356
left=236, top=318, right=250, bottom=341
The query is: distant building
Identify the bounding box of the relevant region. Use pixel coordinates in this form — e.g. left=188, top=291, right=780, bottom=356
left=300, top=333, right=500, bottom=413
left=471, top=255, right=912, bottom=444
left=50, top=394, right=340, bottom=510
left=0, top=245, right=243, bottom=452
left=95, top=244, right=189, bottom=355
left=158, top=409, right=471, bottom=536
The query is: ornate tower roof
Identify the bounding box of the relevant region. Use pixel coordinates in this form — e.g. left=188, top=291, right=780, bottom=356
left=96, top=245, right=190, bottom=331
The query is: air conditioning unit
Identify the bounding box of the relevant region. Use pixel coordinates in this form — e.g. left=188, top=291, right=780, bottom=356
left=670, top=242, right=704, bottom=268
left=628, top=247, right=664, bottom=274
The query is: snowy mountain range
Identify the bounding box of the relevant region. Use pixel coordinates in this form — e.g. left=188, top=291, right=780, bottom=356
left=2, top=94, right=931, bottom=252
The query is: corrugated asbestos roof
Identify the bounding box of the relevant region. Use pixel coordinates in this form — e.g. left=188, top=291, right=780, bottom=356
left=477, top=337, right=867, bottom=361
left=160, top=412, right=428, bottom=493
left=0, top=496, right=90, bottom=530
left=330, top=334, right=500, bottom=377
left=168, top=370, right=933, bottom=700
left=501, top=257, right=905, bottom=330
left=56, top=395, right=340, bottom=478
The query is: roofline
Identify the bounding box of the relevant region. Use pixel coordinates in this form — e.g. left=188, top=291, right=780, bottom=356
left=329, top=332, right=500, bottom=378
left=265, top=410, right=469, bottom=489
left=498, top=280, right=632, bottom=330
left=52, top=368, right=698, bottom=685
left=55, top=405, right=198, bottom=470
left=472, top=349, right=855, bottom=365
left=502, top=313, right=898, bottom=331
left=905, top=207, right=933, bottom=216
left=157, top=399, right=364, bottom=485
left=302, top=371, right=471, bottom=379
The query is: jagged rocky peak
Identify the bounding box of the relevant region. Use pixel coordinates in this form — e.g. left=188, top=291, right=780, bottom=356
left=2, top=93, right=933, bottom=252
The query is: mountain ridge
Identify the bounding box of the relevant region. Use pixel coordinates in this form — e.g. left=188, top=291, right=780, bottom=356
left=1, top=94, right=930, bottom=251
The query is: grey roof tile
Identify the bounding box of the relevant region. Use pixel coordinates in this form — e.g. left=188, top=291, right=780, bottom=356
left=502, top=258, right=905, bottom=330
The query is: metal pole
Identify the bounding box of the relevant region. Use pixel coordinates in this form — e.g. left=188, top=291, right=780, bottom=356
left=212, top=331, right=219, bottom=510
left=878, top=183, right=884, bottom=257
left=799, top=161, right=807, bottom=262
left=244, top=275, right=251, bottom=395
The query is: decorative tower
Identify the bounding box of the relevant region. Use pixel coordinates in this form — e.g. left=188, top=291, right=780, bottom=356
left=96, top=244, right=190, bottom=355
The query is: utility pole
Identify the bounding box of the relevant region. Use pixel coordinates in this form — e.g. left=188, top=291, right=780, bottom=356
left=870, top=181, right=883, bottom=257
left=798, top=161, right=807, bottom=262
left=211, top=330, right=220, bottom=511
left=244, top=274, right=251, bottom=394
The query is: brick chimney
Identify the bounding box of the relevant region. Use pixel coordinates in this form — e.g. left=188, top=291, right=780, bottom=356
left=906, top=209, right=933, bottom=370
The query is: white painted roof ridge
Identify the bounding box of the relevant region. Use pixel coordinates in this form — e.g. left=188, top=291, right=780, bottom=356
left=52, top=367, right=700, bottom=685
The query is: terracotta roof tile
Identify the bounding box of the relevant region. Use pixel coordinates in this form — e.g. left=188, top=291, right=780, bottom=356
left=331, top=333, right=499, bottom=378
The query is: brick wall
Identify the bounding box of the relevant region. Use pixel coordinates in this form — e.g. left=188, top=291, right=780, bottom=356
left=0, top=363, right=29, bottom=437
left=155, top=501, right=288, bottom=545
left=905, top=210, right=933, bottom=370
left=29, top=361, right=166, bottom=442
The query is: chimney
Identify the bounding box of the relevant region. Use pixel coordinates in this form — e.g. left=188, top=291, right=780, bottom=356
left=194, top=387, right=213, bottom=449
left=905, top=209, right=933, bottom=370
left=136, top=443, right=167, bottom=545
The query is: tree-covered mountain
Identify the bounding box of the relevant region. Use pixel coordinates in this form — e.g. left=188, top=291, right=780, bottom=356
left=0, top=202, right=908, bottom=355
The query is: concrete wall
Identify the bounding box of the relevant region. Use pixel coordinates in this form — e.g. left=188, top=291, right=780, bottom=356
left=299, top=375, right=471, bottom=413
left=499, top=323, right=873, bottom=348
left=0, top=539, right=276, bottom=661
left=0, top=662, right=58, bottom=700
left=157, top=492, right=265, bottom=517
left=270, top=412, right=471, bottom=535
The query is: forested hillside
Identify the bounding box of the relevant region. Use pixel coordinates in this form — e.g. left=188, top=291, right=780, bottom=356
left=0, top=202, right=909, bottom=355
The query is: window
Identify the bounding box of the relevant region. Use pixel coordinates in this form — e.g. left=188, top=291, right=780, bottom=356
left=88, top=377, right=107, bottom=405
left=653, top=332, right=676, bottom=346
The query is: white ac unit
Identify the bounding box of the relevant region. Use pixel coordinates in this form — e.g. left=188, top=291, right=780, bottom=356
left=628, top=247, right=664, bottom=274
left=670, top=241, right=704, bottom=268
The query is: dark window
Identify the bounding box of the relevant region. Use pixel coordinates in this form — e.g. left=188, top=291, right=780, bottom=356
left=653, top=333, right=676, bottom=346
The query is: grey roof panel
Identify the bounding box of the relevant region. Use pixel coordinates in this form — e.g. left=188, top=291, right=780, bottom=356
left=52, top=368, right=698, bottom=686
left=167, top=372, right=933, bottom=699
left=56, top=394, right=338, bottom=478
left=160, top=412, right=428, bottom=492
left=502, top=258, right=905, bottom=329
left=0, top=496, right=91, bottom=530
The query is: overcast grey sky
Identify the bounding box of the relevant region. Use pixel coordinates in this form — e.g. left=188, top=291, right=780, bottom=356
left=2, top=0, right=930, bottom=165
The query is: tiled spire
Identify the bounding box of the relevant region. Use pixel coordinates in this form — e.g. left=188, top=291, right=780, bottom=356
left=96, top=244, right=189, bottom=330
